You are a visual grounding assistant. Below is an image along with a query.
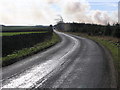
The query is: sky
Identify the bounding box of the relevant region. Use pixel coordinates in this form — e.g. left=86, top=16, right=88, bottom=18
left=0, top=0, right=119, bottom=26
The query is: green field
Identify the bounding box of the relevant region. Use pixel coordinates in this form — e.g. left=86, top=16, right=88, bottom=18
left=2, top=25, right=50, bottom=32
left=0, top=31, right=48, bottom=36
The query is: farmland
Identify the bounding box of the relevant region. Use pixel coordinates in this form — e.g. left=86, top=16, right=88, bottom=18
left=0, top=31, right=48, bottom=36
left=1, top=25, right=60, bottom=67
left=2, top=25, right=52, bottom=32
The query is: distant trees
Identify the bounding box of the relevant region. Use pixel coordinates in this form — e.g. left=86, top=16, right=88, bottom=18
left=112, top=23, right=120, bottom=38
left=104, top=23, right=112, bottom=36
left=55, top=22, right=120, bottom=38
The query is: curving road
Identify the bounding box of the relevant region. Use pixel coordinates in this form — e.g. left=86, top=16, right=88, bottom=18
left=1, top=30, right=117, bottom=89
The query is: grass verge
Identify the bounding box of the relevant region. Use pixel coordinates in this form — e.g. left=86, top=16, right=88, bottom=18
left=1, top=33, right=60, bottom=67
left=66, top=32, right=120, bottom=87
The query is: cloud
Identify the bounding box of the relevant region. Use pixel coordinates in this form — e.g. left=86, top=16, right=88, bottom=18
left=63, top=2, right=88, bottom=14
left=59, top=0, right=91, bottom=23
left=92, top=10, right=109, bottom=24
left=0, top=0, right=118, bottom=25
left=91, top=10, right=118, bottom=25
left=44, top=0, right=59, bottom=4
left=58, top=0, right=117, bottom=25
left=0, top=0, right=58, bottom=25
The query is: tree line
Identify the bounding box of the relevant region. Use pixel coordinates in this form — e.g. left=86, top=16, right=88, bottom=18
left=55, top=22, right=120, bottom=38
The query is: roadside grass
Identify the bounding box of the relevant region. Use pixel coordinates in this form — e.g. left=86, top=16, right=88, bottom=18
left=66, top=32, right=120, bottom=87
left=1, top=33, right=60, bottom=67
left=0, top=31, right=48, bottom=36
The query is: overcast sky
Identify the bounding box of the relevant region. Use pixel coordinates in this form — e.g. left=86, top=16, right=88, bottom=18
left=0, top=0, right=119, bottom=25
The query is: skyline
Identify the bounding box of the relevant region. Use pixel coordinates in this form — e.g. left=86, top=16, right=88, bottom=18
left=0, top=0, right=119, bottom=26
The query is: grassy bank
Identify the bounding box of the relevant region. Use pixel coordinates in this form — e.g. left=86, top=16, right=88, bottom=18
left=2, top=33, right=60, bottom=67
left=66, top=32, right=120, bottom=87
left=2, top=32, right=53, bottom=56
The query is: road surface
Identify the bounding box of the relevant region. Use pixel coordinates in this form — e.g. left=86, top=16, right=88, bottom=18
left=1, top=30, right=117, bottom=89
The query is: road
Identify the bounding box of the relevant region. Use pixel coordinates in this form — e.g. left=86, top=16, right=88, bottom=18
left=1, top=30, right=117, bottom=89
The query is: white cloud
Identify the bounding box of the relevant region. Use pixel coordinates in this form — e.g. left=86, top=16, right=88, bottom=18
left=0, top=0, right=118, bottom=25
left=44, top=0, right=59, bottom=4
left=0, top=0, right=58, bottom=25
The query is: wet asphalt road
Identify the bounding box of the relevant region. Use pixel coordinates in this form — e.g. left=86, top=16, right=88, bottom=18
left=1, top=30, right=117, bottom=89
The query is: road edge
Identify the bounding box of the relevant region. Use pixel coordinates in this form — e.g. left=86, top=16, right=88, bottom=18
left=64, top=32, right=117, bottom=88
left=90, top=39, right=117, bottom=88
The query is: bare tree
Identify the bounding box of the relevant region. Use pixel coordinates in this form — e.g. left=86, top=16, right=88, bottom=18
left=55, top=15, right=64, bottom=24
